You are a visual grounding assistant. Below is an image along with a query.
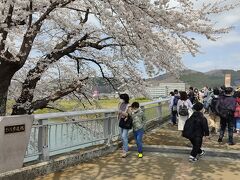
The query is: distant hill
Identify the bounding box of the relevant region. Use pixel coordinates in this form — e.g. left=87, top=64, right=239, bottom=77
left=146, top=73, right=182, bottom=86
left=88, top=69, right=240, bottom=92
left=147, top=69, right=240, bottom=89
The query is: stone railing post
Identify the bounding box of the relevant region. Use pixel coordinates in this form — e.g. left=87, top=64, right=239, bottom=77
left=140, top=105, right=145, bottom=121
left=157, top=102, right=163, bottom=123
left=38, top=119, right=49, bottom=161
left=104, top=113, right=112, bottom=146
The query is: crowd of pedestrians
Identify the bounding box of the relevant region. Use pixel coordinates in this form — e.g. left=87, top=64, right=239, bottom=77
left=169, top=85, right=240, bottom=162
left=117, top=86, right=240, bottom=162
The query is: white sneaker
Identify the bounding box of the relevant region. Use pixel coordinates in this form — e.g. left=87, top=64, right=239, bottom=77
left=189, top=156, right=198, bottom=163
left=199, top=150, right=205, bottom=158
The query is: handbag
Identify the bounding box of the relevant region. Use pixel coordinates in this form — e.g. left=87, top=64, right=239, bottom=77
left=119, top=115, right=133, bottom=129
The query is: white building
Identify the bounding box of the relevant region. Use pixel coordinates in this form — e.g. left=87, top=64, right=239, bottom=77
left=147, top=83, right=186, bottom=99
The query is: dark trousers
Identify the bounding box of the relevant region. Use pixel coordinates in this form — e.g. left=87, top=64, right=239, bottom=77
left=171, top=111, right=177, bottom=124
left=219, top=117, right=234, bottom=143
left=190, top=137, right=203, bottom=158
left=233, top=118, right=237, bottom=131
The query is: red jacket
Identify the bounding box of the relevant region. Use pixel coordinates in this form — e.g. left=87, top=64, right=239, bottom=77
left=234, top=98, right=240, bottom=118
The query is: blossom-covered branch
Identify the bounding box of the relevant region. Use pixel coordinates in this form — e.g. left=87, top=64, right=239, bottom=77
left=0, top=0, right=238, bottom=115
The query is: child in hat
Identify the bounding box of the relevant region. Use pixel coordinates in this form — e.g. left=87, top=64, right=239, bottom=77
left=184, top=102, right=209, bottom=162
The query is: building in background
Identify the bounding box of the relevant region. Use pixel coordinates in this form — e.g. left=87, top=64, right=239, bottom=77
left=147, top=83, right=186, bottom=99
left=225, top=74, right=231, bottom=87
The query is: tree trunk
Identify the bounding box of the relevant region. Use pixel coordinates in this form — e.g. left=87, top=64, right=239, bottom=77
left=0, top=62, right=19, bottom=116
left=11, top=78, right=87, bottom=115
left=0, top=85, right=8, bottom=116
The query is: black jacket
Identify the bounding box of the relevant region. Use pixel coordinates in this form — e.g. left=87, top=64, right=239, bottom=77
left=188, top=91, right=195, bottom=104
left=191, top=111, right=209, bottom=137
left=216, top=95, right=236, bottom=113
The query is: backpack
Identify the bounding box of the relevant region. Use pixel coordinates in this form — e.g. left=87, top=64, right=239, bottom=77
left=210, top=97, right=219, bottom=114
left=182, top=116, right=196, bottom=139
left=179, top=101, right=189, bottom=116
left=217, top=98, right=233, bottom=119
left=172, top=96, right=179, bottom=112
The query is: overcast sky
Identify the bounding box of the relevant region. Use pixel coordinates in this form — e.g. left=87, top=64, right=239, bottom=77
left=182, top=2, right=240, bottom=72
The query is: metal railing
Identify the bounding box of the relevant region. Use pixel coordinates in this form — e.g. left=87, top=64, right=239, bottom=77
left=24, top=99, right=170, bottom=162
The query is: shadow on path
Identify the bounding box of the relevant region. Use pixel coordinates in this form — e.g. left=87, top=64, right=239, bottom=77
left=35, top=151, right=240, bottom=180
left=138, top=120, right=240, bottom=151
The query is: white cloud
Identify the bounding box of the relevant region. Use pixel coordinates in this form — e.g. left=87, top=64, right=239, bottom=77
left=219, top=13, right=240, bottom=27
left=182, top=1, right=240, bottom=72
left=189, top=61, right=214, bottom=70
left=201, top=30, right=240, bottom=48
left=231, top=53, right=240, bottom=60
left=196, top=3, right=240, bottom=48
left=211, top=2, right=240, bottom=27
left=180, top=1, right=240, bottom=49
left=186, top=58, right=240, bottom=72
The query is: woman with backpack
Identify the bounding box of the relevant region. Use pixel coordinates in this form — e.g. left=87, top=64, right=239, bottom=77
left=216, top=87, right=236, bottom=145
left=177, top=91, right=193, bottom=131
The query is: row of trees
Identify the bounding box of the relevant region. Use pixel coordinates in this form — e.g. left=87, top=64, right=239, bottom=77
left=0, top=0, right=238, bottom=115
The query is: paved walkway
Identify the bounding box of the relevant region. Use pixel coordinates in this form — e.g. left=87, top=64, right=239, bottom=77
left=140, top=120, right=240, bottom=150
left=35, top=151, right=240, bottom=180
left=35, top=119, right=240, bottom=180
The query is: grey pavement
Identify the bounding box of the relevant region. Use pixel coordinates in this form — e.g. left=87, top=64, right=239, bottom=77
left=35, top=151, right=240, bottom=180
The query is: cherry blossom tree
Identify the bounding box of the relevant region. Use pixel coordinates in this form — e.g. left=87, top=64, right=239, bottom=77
left=0, top=0, right=238, bottom=115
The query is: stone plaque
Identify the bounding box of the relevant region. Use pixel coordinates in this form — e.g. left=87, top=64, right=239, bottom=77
left=5, top=124, right=25, bottom=134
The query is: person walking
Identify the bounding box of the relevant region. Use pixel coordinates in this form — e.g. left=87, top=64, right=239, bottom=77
left=118, top=93, right=131, bottom=157
left=193, top=88, right=200, bottom=104
left=188, top=87, right=195, bottom=104
left=177, top=91, right=193, bottom=131
left=130, top=102, right=146, bottom=158
left=216, top=87, right=236, bottom=145
left=234, top=92, right=240, bottom=134
left=203, top=86, right=213, bottom=114
left=169, top=91, right=175, bottom=124
left=182, top=102, right=209, bottom=162
left=199, top=89, right=205, bottom=103
left=206, top=88, right=220, bottom=134
left=169, top=89, right=180, bottom=125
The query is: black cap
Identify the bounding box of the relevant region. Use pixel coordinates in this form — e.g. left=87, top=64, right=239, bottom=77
left=193, top=102, right=204, bottom=111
